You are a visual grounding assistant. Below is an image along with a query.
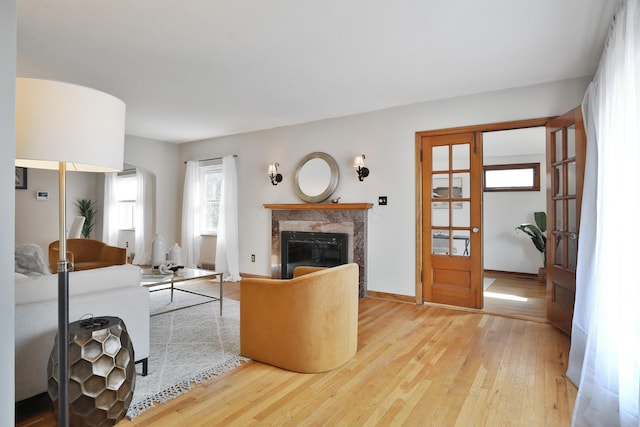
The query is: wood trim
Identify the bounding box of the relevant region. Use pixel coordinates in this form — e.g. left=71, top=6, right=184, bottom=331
left=368, top=290, right=416, bottom=304
left=415, top=117, right=553, bottom=137
left=415, top=117, right=551, bottom=308
left=264, top=203, right=373, bottom=210
left=239, top=272, right=270, bottom=279
left=415, top=135, right=423, bottom=305
left=483, top=269, right=537, bottom=279
left=482, top=162, right=541, bottom=192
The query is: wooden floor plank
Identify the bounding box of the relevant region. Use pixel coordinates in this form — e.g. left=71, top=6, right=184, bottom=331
left=16, top=282, right=576, bottom=426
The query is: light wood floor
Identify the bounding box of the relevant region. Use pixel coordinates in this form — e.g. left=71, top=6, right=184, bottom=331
left=482, top=272, right=547, bottom=322
left=17, top=281, right=575, bottom=426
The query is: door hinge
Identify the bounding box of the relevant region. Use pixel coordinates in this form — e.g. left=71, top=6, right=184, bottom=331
left=420, top=149, right=423, bottom=162
left=420, top=270, right=424, bottom=283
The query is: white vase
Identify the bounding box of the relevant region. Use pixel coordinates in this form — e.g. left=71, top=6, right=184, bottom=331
left=151, top=234, right=166, bottom=268
left=169, top=243, right=183, bottom=267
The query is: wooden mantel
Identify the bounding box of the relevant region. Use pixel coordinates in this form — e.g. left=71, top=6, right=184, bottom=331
left=264, top=203, right=373, bottom=211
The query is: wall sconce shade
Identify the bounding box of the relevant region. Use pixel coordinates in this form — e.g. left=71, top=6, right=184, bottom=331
left=268, top=162, right=283, bottom=185
left=353, top=154, right=369, bottom=181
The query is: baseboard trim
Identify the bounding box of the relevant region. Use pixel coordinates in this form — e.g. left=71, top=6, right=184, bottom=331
left=367, top=290, right=416, bottom=304
left=239, top=272, right=270, bottom=279
left=484, top=269, right=537, bottom=280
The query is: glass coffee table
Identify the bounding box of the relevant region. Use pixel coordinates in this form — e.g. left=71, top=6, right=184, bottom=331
left=140, top=267, right=224, bottom=315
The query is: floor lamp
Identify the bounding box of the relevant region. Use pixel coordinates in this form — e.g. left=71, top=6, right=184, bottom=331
left=15, top=78, right=125, bottom=427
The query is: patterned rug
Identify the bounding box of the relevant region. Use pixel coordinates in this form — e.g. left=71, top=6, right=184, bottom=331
left=127, top=282, right=247, bottom=419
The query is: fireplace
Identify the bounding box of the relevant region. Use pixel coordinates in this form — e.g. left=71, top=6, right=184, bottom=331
left=265, top=203, right=373, bottom=299
left=281, top=231, right=349, bottom=279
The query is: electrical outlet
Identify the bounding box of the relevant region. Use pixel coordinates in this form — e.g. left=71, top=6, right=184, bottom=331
left=251, top=254, right=255, bottom=262
left=378, top=196, right=388, bottom=205
left=125, top=241, right=129, bottom=248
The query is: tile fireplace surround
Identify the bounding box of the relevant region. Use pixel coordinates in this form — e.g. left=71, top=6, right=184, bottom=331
left=264, top=203, right=373, bottom=299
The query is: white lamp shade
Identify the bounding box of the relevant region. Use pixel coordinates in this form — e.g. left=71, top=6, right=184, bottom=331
left=15, top=78, right=126, bottom=172
left=268, top=164, right=277, bottom=175
left=353, top=155, right=365, bottom=168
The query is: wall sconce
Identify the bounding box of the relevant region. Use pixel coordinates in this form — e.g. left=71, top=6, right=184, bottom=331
left=353, top=155, right=369, bottom=181
left=268, top=163, right=283, bottom=185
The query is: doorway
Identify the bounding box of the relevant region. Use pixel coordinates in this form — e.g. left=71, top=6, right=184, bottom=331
left=415, top=117, right=551, bottom=308
left=481, top=127, right=547, bottom=321
left=416, top=112, right=583, bottom=330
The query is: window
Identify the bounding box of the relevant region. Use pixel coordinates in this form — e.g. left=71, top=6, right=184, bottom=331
left=483, top=163, right=540, bottom=192
left=199, top=164, right=223, bottom=235
left=116, top=172, right=136, bottom=229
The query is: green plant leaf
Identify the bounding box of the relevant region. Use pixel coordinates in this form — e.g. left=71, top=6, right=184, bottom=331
left=515, top=220, right=547, bottom=267
left=534, top=211, right=547, bottom=233
left=74, top=198, right=97, bottom=238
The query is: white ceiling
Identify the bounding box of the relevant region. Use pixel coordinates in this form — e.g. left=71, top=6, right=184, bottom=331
left=17, top=0, right=618, bottom=143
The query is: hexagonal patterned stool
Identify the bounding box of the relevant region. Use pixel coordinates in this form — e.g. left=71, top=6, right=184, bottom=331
left=48, top=316, right=135, bottom=427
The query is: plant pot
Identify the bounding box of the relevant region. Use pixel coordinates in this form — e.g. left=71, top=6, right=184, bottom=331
left=537, top=267, right=546, bottom=283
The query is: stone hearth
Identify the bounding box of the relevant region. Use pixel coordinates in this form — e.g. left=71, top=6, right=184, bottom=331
left=264, top=203, right=372, bottom=299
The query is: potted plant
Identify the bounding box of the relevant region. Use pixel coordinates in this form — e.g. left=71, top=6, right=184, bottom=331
left=75, top=198, right=97, bottom=239
left=516, top=211, right=547, bottom=282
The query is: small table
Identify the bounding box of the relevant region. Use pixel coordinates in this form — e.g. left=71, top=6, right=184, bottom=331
left=48, top=316, right=135, bottom=425
left=140, top=267, right=224, bottom=315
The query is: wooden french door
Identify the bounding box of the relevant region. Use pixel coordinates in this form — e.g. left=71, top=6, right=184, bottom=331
left=546, top=107, right=586, bottom=334
left=418, top=132, right=483, bottom=308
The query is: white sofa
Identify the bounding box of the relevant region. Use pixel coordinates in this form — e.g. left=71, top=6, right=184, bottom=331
left=15, top=264, right=150, bottom=401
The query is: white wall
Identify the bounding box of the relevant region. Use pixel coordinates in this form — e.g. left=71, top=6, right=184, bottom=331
left=483, top=127, right=548, bottom=274
left=15, top=170, right=100, bottom=251
left=2, top=1, right=16, bottom=423
left=123, top=135, right=181, bottom=249
left=14, top=134, right=180, bottom=263
left=179, top=77, right=590, bottom=297
left=483, top=154, right=547, bottom=274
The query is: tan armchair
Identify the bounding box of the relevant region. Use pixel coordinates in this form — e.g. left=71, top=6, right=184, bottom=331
left=48, top=239, right=127, bottom=273
left=240, top=263, right=359, bottom=373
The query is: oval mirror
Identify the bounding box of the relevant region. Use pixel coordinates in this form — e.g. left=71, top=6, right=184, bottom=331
left=294, top=152, right=339, bottom=203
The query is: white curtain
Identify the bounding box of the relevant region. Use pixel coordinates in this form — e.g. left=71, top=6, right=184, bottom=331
left=132, top=168, right=153, bottom=265
left=215, top=155, right=241, bottom=282
left=102, top=172, right=119, bottom=246
left=568, top=1, right=640, bottom=425
left=181, top=161, right=201, bottom=268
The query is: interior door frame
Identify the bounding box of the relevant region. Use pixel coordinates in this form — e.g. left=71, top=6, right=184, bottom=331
left=415, top=117, right=553, bottom=304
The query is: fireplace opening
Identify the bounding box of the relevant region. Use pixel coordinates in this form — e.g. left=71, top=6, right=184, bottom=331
left=281, top=231, right=349, bottom=279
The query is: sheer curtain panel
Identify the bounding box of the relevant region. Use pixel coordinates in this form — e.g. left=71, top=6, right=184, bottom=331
left=132, top=168, right=153, bottom=265
left=215, top=155, right=241, bottom=281
left=102, top=172, right=118, bottom=246
left=569, top=1, right=640, bottom=425
left=181, top=161, right=200, bottom=268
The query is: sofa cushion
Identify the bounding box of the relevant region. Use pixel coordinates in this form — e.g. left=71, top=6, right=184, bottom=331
left=15, top=264, right=142, bottom=305
left=74, top=261, right=119, bottom=271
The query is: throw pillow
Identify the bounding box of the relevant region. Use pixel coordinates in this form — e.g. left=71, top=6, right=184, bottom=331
left=15, top=243, right=51, bottom=276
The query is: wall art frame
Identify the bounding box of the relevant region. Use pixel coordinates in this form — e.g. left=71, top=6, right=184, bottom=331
left=15, top=167, right=27, bottom=190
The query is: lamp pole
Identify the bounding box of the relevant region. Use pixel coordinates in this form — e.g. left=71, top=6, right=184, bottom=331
left=57, top=162, right=70, bottom=427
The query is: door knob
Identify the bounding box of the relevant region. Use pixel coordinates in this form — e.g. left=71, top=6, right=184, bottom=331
left=569, top=232, right=578, bottom=240
left=472, top=227, right=479, bottom=233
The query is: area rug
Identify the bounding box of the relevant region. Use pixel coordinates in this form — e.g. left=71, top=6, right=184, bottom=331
left=127, top=282, right=248, bottom=420
left=483, top=277, right=496, bottom=290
